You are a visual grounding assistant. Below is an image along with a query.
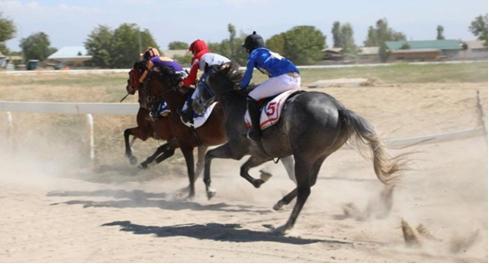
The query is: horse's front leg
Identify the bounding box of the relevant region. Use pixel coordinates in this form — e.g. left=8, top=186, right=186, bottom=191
left=180, top=145, right=196, bottom=199
left=240, top=155, right=272, bottom=188
left=204, top=143, right=244, bottom=200
left=124, top=127, right=144, bottom=165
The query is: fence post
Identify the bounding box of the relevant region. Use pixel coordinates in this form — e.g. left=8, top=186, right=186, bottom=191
left=475, top=90, right=487, bottom=142
left=6, top=111, right=14, bottom=150
left=86, top=113, right=95, bottom=165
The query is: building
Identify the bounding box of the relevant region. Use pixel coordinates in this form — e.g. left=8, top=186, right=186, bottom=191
left=385, top=39, right=463, bottom=61
left=322, top=48, right=344, bottom=61
left=47, top=46, right=92, bottom=68
left=458, top=40, right=488, bottom=60
left=357, top=46, right=380, bottom=62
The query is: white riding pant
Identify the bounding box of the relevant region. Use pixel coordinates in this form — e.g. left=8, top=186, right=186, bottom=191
left=248, top=73, right=301, bottom=101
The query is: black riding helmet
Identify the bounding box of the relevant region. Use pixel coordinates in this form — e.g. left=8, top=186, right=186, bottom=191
left=242, top=31, right=265, bottom=53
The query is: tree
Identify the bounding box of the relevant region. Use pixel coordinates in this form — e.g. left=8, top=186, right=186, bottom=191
left=207, top=24, right=248, bottom=65
left=331, top=21, right=342, bottom=48
left=111, top=23, right=159, bottom=68
left=0, top=13, right=16, bottom=54
left=19, top=32, right=56, bottom=61
left=282, top=25, right=326, bottom=65
left=436, top=25, right=445, bottom=40
left=364, top=18, right=406, bottom=61
left=265, top=26, right=326, bottom=65
left=265, top=33, right=286, bottom=55
left=364, top=18, right=406, bottom=46
left=85, top=25, right=114, bottom=68
left=469, top=14, right=488, bottom=46
left=339, top=23, right=356, bottom=55
left=168, top=41, right=188, bottom=50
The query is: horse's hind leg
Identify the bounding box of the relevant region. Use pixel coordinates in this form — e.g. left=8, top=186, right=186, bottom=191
left=240, top=155, right=271, bottom=188
left=274, top=157, right=314, bottom=234
left=273, top=188, right=297, bottom=211
left=273, top=156, right=324, bottom=211
left=138, top=142, right=173, bottom=169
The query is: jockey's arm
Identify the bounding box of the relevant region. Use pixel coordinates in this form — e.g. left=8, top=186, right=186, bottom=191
left=138, top=60, right=154, bottom=84
left=182, top=59, right=199, bottom=87
left=240, top=53, right=256, bottom=90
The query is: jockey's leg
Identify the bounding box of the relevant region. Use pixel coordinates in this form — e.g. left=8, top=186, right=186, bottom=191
left=181, top=88, right=199, bottom=125
left=246, top=96, right=261, bottom=141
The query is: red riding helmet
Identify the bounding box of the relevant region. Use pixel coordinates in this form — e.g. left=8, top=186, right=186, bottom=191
left=188, top=39, right=208, bottom=56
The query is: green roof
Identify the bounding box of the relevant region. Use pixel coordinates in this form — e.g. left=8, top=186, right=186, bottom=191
left=385, top=40, right=462, bottom=51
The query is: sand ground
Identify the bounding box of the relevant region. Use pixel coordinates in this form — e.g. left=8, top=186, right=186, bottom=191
left=0, top=81, right=487, bottom=262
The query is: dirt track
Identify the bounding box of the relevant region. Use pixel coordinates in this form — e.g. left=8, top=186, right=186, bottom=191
left=0, top=82, right=487, bottom=262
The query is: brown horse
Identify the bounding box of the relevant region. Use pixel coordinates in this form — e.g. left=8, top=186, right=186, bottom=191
left=124, top=62, right=207, bottom=196
left=142, top=67, right=228, bottom=197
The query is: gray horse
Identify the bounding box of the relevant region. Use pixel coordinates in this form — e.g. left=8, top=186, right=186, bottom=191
left=196, top=62, right=404, bottom=234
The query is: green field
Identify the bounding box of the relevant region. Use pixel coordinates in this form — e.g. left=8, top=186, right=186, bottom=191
left=2, top=61, right=487, bottom=90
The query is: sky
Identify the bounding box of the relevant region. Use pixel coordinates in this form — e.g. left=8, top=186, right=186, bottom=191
left=1, top=0, right=488, bottom=51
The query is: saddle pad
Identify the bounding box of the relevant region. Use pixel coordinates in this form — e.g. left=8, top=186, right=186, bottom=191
left=244, top=90, right=301, bottom=130
left=193, top=102, right=218, bottom=129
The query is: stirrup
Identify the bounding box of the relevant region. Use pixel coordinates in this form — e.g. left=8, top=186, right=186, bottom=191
left=180, top=114, right=194, bottom=127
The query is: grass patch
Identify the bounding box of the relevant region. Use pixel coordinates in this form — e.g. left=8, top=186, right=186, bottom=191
left=298, top=62, right=488, bottom=83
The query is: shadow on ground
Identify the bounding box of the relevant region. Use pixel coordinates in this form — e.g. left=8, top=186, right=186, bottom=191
left=48, top=189, right=272, bottom=213
left=102, top=220, right=352, bottom=245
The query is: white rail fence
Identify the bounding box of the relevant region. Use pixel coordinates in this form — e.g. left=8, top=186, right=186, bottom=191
left=0, top=100, right=485, bottom=162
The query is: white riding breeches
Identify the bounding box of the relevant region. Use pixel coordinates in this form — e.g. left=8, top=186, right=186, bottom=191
left=248, top=73, right=301, bottom=101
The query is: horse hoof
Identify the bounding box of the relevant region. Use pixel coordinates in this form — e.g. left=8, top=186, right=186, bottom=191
left=273, top=201, right=284, bottom=211
left=206, top=189, right=216, bottom=200
left=253, top=179, right=265, bottom=188
left=129, top=156, right=138, bottom=165
left=138, top=163, right=148, bottom=169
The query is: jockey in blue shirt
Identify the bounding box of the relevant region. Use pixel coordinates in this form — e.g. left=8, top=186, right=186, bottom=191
left=241, top=31, right=301, bottom=141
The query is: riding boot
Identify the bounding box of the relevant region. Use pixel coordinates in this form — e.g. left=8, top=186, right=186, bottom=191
left=247, top=97, right=261, bottom=141
left=180, top=98, right=194, bottom=126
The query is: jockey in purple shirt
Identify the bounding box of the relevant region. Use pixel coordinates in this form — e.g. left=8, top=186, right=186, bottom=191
left=139, top=47, right=187, bottom=119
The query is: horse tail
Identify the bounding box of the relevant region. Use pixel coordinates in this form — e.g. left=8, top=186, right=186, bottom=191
left=339, top=109, right=403, bottom=186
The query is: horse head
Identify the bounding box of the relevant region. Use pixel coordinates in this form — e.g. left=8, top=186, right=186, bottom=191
left=126, top=61, right=146, bottom=95
left=193, top=62, right=243, bottom=114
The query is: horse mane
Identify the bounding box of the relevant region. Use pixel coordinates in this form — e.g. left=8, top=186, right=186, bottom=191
left=222, top=62, right=243, bottom=85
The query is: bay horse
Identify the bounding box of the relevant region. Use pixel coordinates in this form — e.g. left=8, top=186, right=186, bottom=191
left=199, top=62, right=404, bottom=233
left=144, top=67, right=296, bottom=198
left=124, top=62, right=207, bottom=197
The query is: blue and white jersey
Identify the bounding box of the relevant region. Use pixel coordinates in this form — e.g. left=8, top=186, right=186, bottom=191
left=240, top=48, right=299, bottom=89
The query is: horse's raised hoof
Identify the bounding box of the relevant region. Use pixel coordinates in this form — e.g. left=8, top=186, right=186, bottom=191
left=252, top=179, right=265, bottom=188
left=129, top=156, right=138, bottom=165
left=273, top=201, right=284, bottom=211
left=137, top=162, right=148, bottom=169
left=259, top=170, right=273, bottom=182
left=206, top=188, right=217, bottom=200
left=272, top=225, right=289, bottom=235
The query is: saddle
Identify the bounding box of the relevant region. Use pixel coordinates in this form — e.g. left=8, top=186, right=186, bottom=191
left=244, top=90, right=304, bottom=130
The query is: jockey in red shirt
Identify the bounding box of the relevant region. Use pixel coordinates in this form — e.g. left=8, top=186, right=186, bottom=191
left=179, top=39, right=230, bottom=126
